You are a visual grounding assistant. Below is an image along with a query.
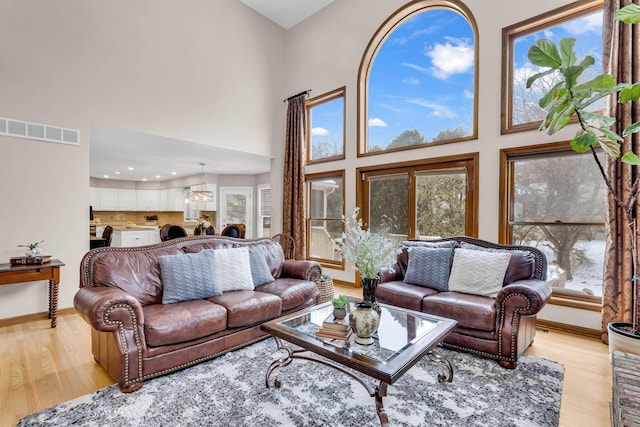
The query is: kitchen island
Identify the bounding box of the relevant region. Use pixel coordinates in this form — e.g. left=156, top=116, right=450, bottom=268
left=110, top=226, right=160, bottom=247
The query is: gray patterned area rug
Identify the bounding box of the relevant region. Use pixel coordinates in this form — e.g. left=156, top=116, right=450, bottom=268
left=18, top=338, right=563, bottom=427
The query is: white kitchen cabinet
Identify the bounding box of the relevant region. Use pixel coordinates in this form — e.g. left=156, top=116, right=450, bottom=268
left=91, top=187, right=137, bottom=210
left=118, top=189, right=137, bottom=210
left=167, top=188, right=186, bottom=211
left=137, top=190, right=161, bottom=211
left=159, top=190, right=169, bottom=211
left=90, top=187, right=100, bottom=209
left=204, top=184, right=216, bottom=211
left=91, top=187, right=186, bottom=211
left=100, top=188, right=118, bottom=210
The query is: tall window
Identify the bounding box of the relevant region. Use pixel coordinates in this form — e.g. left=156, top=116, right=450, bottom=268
left=501, top=0, right=603, bottom=133
left=358, top=0, right=478, bottom=156
left=500, top=142, right=606, bottom=302
left=359, top=154, right=478, bottom=240
left=306, top=87, right=345, bottom=163
left=305, top=171, right=344, bottom=266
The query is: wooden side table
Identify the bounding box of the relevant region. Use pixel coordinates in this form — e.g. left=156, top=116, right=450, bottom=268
left=0, top=259, right=65, bottom=328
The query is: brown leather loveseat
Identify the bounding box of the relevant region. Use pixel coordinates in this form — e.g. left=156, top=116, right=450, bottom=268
left=377, top=236, right=551, bottom=368
left=74, top=236, right=321, bottom=392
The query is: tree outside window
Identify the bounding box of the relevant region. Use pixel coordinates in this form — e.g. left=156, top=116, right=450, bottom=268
left=502, top=145, right=606, bottom=298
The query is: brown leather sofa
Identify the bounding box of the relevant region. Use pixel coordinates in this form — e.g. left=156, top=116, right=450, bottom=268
left=74, top=236, right=321, bottom=392
left=377, top=236, right=551, bottom=368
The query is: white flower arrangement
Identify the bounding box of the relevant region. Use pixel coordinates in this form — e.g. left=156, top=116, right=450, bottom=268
left=337, top=207, right=398, bottom=279
left=197, top=220, right=211, bottom=233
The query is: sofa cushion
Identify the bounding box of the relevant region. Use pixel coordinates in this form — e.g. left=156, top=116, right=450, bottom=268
left=397, top=240, right=458, bottom=276
left=208, top=290, right=282, bottom=328
left=213, top=247, right=255, bottom=292
left=143, top=299, right=227, bottom=347
left=459, top=241, right=536, bottom=285
left=448, top=248, right=511, bottom=297
left=422, top=292, right=496, bottom=331
left=258, top=278, right=317, bottom=311
left=158, top=249, right=222, bottom=304
left=377, top=281, right=439, bottom=312
left=403, top=247, right=454, bottom=291
left=249, top=246, right=275, bottom=287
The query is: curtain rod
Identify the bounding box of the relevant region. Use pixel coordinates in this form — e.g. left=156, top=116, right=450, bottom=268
left=283, top=89, right=311, bottom=102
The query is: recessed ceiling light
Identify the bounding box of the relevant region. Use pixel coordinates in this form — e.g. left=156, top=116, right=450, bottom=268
left=155, top=175, right=161, bottom=179
left=171, top=171, right=177, bottom=175
left=103, top=174, right=109, bottom=178
left=114, top=171, right=121, bottom=175
left=142, top=178, right=147, bottom=181
left=128, top=167, right=134, bottom=171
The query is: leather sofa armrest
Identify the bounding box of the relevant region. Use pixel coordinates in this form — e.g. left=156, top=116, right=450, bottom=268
left=74, top=286, right=145, bottom=333
left=380, top=266, right=401, bottom=283
left=495, top=279, right=552, bottom=316
left=281, top=260, right=322, bottom=282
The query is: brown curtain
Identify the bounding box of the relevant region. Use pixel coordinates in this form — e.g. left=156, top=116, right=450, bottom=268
left=282, top=94, right=306, bottom=260
left=602, top=0, right=640, bottom=341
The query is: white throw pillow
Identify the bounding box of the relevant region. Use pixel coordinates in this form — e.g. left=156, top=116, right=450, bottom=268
left=448, top=248, right=511, bottom=297
left=213, top=247, right=254, bottom=292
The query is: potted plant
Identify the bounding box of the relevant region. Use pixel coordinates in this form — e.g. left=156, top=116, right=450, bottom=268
left=526, top=4, right=640, bottom=354
left=17, top=240, right=44, bottom=257
left=336, top=207, right=398, bottom=310
left=331, top=294, right=349, bottom=319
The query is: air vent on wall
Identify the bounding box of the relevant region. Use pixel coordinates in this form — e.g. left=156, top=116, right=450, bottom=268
left=0, top=117, right=80, bottom=146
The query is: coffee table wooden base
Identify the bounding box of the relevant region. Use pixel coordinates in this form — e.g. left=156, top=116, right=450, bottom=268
left=264, top=337, right=454, bottom=426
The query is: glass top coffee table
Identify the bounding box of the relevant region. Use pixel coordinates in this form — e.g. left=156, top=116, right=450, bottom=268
left=261, top=300, right=457, bottom=426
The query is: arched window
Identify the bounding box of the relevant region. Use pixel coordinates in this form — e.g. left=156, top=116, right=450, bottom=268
left=358, top=0, right=478, bottom=156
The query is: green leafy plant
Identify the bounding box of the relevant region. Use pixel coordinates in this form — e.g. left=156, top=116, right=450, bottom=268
left=17, top=240, right=44, bottom=250
left=526, top=4, right=640, bottom=331
left=331, top=294, right=349, bottom=308
left=336, top=207, right=398, bottom=279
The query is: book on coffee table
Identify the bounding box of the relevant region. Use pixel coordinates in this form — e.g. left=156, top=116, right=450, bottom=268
left=322, top=312, right=351, bottom=331
left=315, top=328, right=352, bottom=341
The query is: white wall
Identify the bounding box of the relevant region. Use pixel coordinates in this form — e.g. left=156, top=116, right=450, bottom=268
left=284, top=0, right=594, bottom=329
left=0, top=0, right=286, bottom=320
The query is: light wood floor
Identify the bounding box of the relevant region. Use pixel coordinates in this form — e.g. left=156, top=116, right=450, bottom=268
left=1, top=286, right=612, bottom=427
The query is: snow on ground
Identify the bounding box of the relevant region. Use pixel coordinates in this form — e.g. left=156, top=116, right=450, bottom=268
left=523, top=240, right=605, bottom=297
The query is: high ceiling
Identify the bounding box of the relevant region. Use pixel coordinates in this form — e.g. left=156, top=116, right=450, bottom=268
left=239, top=0, right=334, bottom=29
left=90, top=1, right=333, bottom=183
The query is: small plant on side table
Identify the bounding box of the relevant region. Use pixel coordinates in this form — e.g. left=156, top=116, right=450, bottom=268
left=17, top=240, right=44, bottom=257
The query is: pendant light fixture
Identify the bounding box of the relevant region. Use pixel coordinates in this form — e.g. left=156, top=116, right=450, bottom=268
left=190, top=163, right=214, bottom=202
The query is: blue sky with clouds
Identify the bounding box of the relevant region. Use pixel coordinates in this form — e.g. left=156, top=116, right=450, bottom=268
left=367, top=9, right=475, bottom=149
left=513, top=10, right=602, bottom=70
left=309, top=97, right=343, bottom=159
left=512, top=10, right=602, bottom=124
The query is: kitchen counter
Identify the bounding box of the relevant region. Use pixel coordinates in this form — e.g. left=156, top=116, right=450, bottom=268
left=112, top=225, right=159, bottom=231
